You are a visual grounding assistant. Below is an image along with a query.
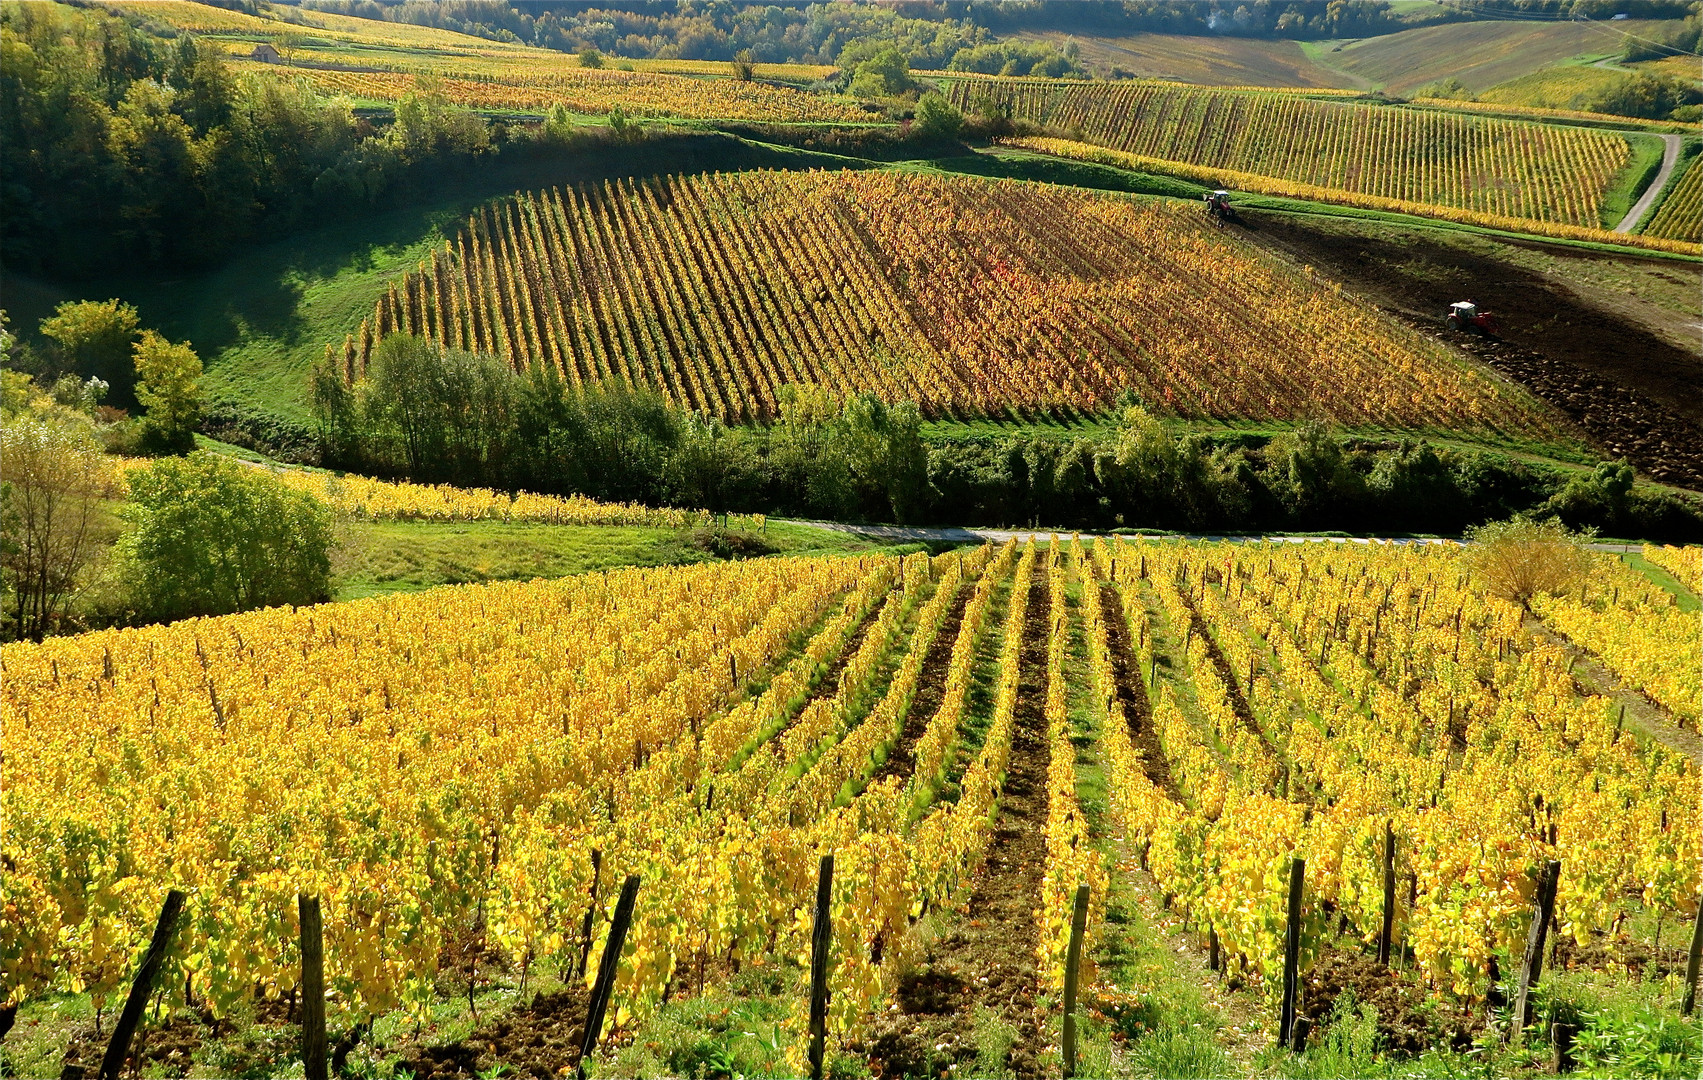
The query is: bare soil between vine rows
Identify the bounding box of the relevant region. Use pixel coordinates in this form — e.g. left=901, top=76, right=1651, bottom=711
left=400, top=985, right=591, bottom=1080
left=867, top=580, right=976, bottom=787
left=1097, top=582, right=1183, bottom=803
left=1243, top=213, right=1703, bottom=490
left=1301, top=946, right=1481, bottom=1055
left=860, top=575, right=1053, bottom=1080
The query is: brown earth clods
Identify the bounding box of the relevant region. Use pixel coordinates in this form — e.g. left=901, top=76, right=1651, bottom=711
left=859, top=576, right=1054, bottom=1080
left=401, top=985, right=591, bottom=1080
left=1553, top=929, right=1693, bottom=982
left=1300, top=947, right=1482, bottom=1056
left=1243, top=213, right=1703, bottom=490
left=59, top=1013, right=220, bottom=1080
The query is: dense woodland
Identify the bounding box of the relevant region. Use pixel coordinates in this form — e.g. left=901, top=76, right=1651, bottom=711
left=0, top=2, right=499, bottom=275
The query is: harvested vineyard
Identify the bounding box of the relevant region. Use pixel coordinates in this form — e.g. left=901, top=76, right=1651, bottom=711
left=947, top=77, right=1631, bottom=228
left=8, top=538, right=1696, bottom=1076
left=1645, top=157, right=1703, bottom=242
left=338, top=171, right=1558, bottom=435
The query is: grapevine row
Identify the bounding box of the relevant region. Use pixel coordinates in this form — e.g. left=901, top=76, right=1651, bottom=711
left=949, top=76, right=1632, bottom=229
left=343, top=170, right=1561, bottom=434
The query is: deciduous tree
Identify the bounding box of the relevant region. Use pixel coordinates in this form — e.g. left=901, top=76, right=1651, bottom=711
left=132, top=329, right=203, bottom=453
left=0, top=419, right=116, bottom=640
left=118, top=454, right=333, bottom=622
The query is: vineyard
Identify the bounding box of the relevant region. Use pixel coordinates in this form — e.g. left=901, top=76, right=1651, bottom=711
left=945, top=77, right=1632, bottom=229
left=1005, top=136, right=1702, bottom=256
left=6, top=538, right=1698, bottom=1074
left=338, top=170, right=1560, bottom=434
left=109, top=0, right=860, bottom=123
left=1645, top=158, right=1703, bottom=243
left=269, top=65, right=868, bottom=124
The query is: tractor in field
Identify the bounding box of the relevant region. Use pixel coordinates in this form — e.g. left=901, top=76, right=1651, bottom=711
left=1203, top=189, right=1236, bottom=226
left=1446, top=300, right=1500, bottom=336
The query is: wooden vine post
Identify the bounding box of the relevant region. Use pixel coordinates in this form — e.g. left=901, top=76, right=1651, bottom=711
left=1682, top=902, right=1703, bottom=1017
left=578, top=874, right=640, bottom=1079
left=1278, top=858, right=1305, bottom=1051
left=1512, top=860, right=1561, bottom=1037
left=1062, top=884, right=1091, bottom=1078
left=99, top=889, right=186, bottom=1080
left=808, top=854, right=835, bottom=1080
left=1378, top=820, right=1397, bottom=967
left=299, top=895, right=328, bottom=1080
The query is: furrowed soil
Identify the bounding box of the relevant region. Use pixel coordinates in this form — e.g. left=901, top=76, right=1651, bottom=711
left=401, top=985, right=591, bottom=1080
left=1097, top=582, right=1183, bottom=802
left=1243, top=212, right=1703, bottom=489
left=868, top=580, right=977, bottom=786
left=862, top=575, right=1053, bottom=1080
left=1300, top=947, right=1481, bottom=1055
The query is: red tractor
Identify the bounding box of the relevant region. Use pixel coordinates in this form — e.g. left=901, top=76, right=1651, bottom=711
left=1446, top=300, right=1500, bottom=336
left=1203, top=189, right=1236, bottom=226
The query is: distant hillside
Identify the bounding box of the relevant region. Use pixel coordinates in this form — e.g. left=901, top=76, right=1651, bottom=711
left=1010, top=30, right=1359, bottom=88
left=1311, top=18, right=1672, bottom=95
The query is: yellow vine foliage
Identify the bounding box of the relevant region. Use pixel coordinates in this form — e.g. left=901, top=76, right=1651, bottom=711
left=5, top=535, right=1691, bottom=1049
left=954, top=76, right=1636, bottom=231
left=1005, top=136, right=1703, bottom=257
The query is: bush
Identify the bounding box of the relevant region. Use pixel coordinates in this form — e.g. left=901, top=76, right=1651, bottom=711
left=1463, top=515, right=1594, bottom=607
left=913, top=92, right=962, bottom=139
left=117, top=454, right=334, bottom=623
left=0, top=419, right=119, bottom=640
left=132, top=330, right=203, bottom=455
left=686, top=526, right=776, bottom=560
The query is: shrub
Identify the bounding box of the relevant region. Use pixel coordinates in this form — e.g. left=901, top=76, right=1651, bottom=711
left=1463, top=515, right=1594, bottom=607
left=913, top=91, right=962, bottom=139
left=118, top=454, right=334, bottom=622
left=132, top=330, right=203, bottom=455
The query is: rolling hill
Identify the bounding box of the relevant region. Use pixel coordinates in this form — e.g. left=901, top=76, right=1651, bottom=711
left=338, top=169, right=1561, bottom=437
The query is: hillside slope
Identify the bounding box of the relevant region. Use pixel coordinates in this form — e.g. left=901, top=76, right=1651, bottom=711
left=946, top=77, right=1632, bottom=230
left=1312, top=18, right=1668, bottom=95
left=341, top=169, right=1560, bottom=437
left=1010, top=30, right=1356, bottom=88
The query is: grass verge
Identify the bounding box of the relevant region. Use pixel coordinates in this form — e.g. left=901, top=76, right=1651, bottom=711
left=1599, top=131, right=1669, bottom=229
left=333, top=517, right=924, bottom=600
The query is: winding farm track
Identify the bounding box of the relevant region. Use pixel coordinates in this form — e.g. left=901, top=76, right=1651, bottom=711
left=1617, top=133, right=1682, bottom=233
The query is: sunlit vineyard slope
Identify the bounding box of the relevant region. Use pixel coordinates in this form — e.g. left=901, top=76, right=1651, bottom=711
left=947, top=77, right=1631, bottom=229
left=104, top=0, right=861, bottom=123
left=1645, top=159, right=1703, bottom=243
left=6, top=539, right=1694, bottom=1066
left=339, top=171, right=1559, bottom=435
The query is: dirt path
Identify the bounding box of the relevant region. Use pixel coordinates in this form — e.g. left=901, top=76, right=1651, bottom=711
left=864, top=576, right=1054, bottom=1080
left=1525, top=615, right=1703, bottom=764
left=866, top=582, right=976, bottom=786
left=1617, top=134, right=1682, bottom=233
left=1098, top=582, right=1185, bottom=802
left=1178, top=589, right=1281, bottom=763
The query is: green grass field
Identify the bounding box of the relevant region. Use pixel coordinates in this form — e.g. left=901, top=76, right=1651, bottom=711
left=334, top=518, right=922, bottom=600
